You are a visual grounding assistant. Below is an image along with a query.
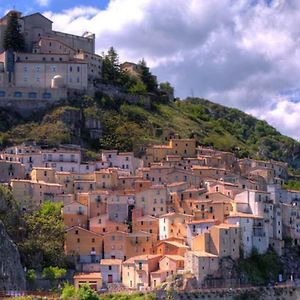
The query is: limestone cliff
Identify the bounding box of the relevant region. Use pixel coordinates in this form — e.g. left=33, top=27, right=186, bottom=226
left=0, top=221, right=26, bottom=291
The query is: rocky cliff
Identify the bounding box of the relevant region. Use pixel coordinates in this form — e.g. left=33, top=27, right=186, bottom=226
left=0, top=221, right=26, bottom=291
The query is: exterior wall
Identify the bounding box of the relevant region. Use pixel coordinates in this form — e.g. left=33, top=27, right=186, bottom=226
left=14, top=60, right=88, bottom=90
left=159, top=256, right=184, bottom=275
left=31, top=167, right=56, bottom=183
left=0, top=160, right=25, bottom=182
left=11, top=179, right=62, bottom=208
left=63, top=202, right=88, bottom=228
left=184, top=251, right=219, bottom=284
left=132, top=216, right=159, bottom=241
left=122, top=255, right=161, bottom=289
left=159, top=213, right=192, bottom=240
left=135, top=186, right=168, bottom=217
left=74, top=273, right=102, bottom=291
left=65, top=227, right=103, bottom=263
left=100, top=260, right=122, bottom=284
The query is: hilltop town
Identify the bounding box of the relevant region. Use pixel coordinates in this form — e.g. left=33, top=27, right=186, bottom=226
left=1, top=133, right=299, bottom=293
left=1, top=9, right=300, bottom=300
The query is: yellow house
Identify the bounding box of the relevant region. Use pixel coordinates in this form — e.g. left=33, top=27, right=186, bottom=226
left=94, top=168, right=118, bottom=189
left=122, top=254, right=161, bottom=289
left=73, top=272, right=102, bottom=291
left=31, top=167, right=56, bottom=183
left=144, top=138, right=196, bottom=165
left=11, top=179, right=62, bottom=208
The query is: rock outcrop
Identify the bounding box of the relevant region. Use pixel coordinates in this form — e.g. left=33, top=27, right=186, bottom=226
left=0, top=221, right=26, bottom=291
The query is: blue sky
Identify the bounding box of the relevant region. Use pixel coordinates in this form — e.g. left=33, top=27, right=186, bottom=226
left=0, top=0, right=109, bottom=15
left=1, top=0, right=300, bottom=140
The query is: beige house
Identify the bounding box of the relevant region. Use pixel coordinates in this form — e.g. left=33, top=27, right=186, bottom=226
left=122, top=254, right=161, bottom=289
left=73, top=273, right=102, bottom=291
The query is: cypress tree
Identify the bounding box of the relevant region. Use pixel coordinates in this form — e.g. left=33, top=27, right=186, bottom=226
left=138, top=59, right=158, bottom=93
left=3, top=11, right=25, bottom=52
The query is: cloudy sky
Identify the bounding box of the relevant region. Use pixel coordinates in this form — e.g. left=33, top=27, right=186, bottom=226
left=2, top=0, right=300, bottom=140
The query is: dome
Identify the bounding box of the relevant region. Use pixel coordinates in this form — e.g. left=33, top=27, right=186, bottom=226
left=51, top=74, right=64, bottom=89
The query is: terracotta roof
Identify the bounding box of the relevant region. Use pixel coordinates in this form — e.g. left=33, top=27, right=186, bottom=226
left=100, top=259, right=122, bottom=266
left=162, top=255, right=184, bottom=261
left=189, top=251, right=218, bottom=258
left=227, top=212, right=263, bottom=219
left=187, top=219, right=216, bottom=225
left=74, top=272, right=102, bottom=279
left=123, top=254, right=161, bottom=264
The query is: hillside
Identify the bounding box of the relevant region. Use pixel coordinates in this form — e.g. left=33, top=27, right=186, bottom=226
left=1, top=95, right=300, bottom=168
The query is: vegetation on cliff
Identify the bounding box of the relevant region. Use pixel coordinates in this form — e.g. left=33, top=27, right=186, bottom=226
left=1, top=95, right=300, bottom=168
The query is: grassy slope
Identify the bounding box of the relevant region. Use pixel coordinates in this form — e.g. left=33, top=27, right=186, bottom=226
left=1, top=96, right=300, bottom=167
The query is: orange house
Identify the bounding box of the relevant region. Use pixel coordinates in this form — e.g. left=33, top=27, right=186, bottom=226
left=132, top=215, right=159, bottom=241
left=154, top=240, right=188, bottom=256
left=104, top=231, right=154, bottom=261
left=63, top=201, right=88, bottom=229
left=65, top=226, right=103, bottom=263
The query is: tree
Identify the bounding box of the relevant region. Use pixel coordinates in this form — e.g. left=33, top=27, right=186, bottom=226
left=18, top=202, right=65, bottom=269
left=102, top=47, right=121, bottom=84
left=138, top=59, right=157, bottom=93
left=3, top=11, right=25, bottom=52
left=128, top=80, right=147, bottom=95
left=42, top=266, right=67, bottom=280
left=159, top=82, right=174, bottom=96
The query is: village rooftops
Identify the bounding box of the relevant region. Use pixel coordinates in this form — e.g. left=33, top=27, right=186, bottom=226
left=156, top=240, right=189, bottom=249
left=161, top=255, right=184, bottom=261
left=189, top=251, right=219, bottom=258
left=100, top=259, right=122, bottom=266
left=73, top=272, right=102, bottom=279
left=160, top=212, right=193, bottom=219
left=227, top=212, right=264, bottom=219
left=187, top=219, right=217, bottom=225
left=135, top=215, right=159, bottom=222
left=123, top=254, right=161, bottom=264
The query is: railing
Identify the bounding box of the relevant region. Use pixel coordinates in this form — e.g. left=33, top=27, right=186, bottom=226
left=0, top=290, right=59, bottom=298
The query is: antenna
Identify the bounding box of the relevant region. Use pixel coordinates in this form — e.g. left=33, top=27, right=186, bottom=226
left=191, top=88, right=194, bottom=98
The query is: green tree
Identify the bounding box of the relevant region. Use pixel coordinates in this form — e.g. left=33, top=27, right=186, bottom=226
left=42, top=266, right=66, bottom=288
left=102, top=47, right=121, bottom=84
left=3, top=11, right=25, bottom=52
left=18, top=202, right=65, bottom=269
left=128, top=80, right=147, bottom=95
left=61, top=283, right=77, bottom=300
left=138, top=59, right=157, bottom=93
left=159, top=81, right=174, bottom=96
left=77, top=285, right=99, bottom=300
left=26, top=269, right=37, bottom=286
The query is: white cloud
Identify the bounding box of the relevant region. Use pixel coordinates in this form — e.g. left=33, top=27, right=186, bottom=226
left=36, top=0, right=50, bottom=7
left=42, top=0, right=300, bottom=140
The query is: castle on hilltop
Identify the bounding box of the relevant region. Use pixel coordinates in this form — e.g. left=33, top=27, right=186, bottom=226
left=0, top=10, right=102, bottom=107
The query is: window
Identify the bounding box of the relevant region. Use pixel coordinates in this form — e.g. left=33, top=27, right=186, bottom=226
left=43, top=92, right=51, bottom=99
left=77, top=66, right=80, bottom=72
left=0, top=91, right=6, bottom=97
left=108, top=266, right=112, bottom=271
left=28, top=92, right=37, bottom=99
left=14, top=91, right=22, bottom=98
left=51, top=65, right=56, bottom=72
